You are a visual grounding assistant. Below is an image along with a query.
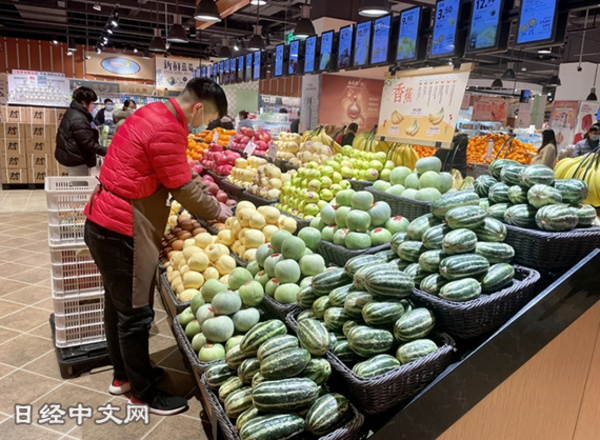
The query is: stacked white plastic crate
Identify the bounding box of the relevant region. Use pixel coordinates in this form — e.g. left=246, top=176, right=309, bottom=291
left=45, top=176, right=105, bottom=348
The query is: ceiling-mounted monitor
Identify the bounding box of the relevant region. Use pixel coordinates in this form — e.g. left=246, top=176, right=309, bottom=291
left=371, top=14, right=391, bottom=66
left=319, top=30, right=334, bottom=72
left=237, top=55, right=244, bottom=82
left=213, top=63, right=218, bottom=79
left=245, top=53, right=253, bottom=82
left=466, top=0, right=508, bottom=53
left=516, top=0, right=559, bottom=45
left=304, top=35, right=317, bottom=74
left=397, top=7, right=425, bottom=62
left=223, top=59, right=230, bottom=85
left=429, top=0, right=461, bottom=58
left=253, top=51, right=262, bottom=81
left=353, top=21, right=372, bottom=68
left=337, top=24, right=354, bottom=70
left=230, top=58, right=237, bottom=84
left=274, top=44, right=285, bottom=77
left=289, top=40, right=300, bottom=75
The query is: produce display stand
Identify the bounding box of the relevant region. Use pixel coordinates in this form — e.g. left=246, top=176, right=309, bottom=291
left=240, top=190, right=278, bottom=207
left=317, top=241, right=390, bottom=267
left=366, top=186, right=431, bottom=221
left=278, top=209, right=311, bottom=232
left=219, top=179, right=246, bottom=201
left=158, top=272, right=190, bottom=320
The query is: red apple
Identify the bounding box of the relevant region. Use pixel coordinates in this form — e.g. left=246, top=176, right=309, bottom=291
left=226, top=199, right=237, bottom=206
left=207, top=182, right=219, bottom=195
left=216, top=191, right=228, bottom=203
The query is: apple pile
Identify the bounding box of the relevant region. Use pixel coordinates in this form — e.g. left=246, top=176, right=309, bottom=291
left=231, top=127, right=272, bottom=155
left=200, top=174, right=238, bottom=207
left=280, top=140, right=334, bottom=168
left=200, top=143, right=242, bottom=176
left=245, top=163, right=289, bottom=201
left=275, top=132, right=302, bottom=161
left=226, top=156, right=269, bottom=189
left=311, top=189, right=407, bottom=250
left=275, top=164, right=352, bottom=220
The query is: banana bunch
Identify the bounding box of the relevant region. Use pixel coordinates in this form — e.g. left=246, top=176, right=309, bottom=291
left=428, top=108, right=444, bottom=125
left=306, top=125, right=342, bottom=154
left=387, top=143, right=419, bottom=169
left=555, top=153, right=600, bottom=206
left=352, top=129, right=390, bottom=153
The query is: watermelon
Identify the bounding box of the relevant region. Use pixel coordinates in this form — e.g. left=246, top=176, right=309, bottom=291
left=404, top=262, right=431, bottom=284
left=520, top=164, right=555, bottom=188
left=312, top=268, right=352, bottom=297
left=260, top=348, right=311, bottom=380
left=224, top=386, right=254, bottom=418
left=298, top=309, right=317, bottom=321
left=312, top=296, right=331, bottom=320
left=422, top=224, right=451, bottom=250
left=571, top=203, right=597, bottom=227
left=324, top=307, right=351, bottom=332
left=527, top=184, right=562, bottom=209
left=474, top=175, right=498, bottom=198
left=344, top=254, right=385, bottom=277
left=445, top=206, right=486, bottom=230
left=297, top=319, right=329, bottom=356
left=396, top=339, right=438, bottom=364
left=363, top=268, right=414, bottom=299
left=328, top=284, right=354, bottom=307
left=238, top=357, right=261, bottom=384
left=301, top=358, right=332, bottom=385
left=297, top=285, right=318, bottom=309
left=507, top=185, right=528, bottom=204
left=482, top=263, right=515, bottom=292
left=489, top=159, right=518, bottom=180
left=397, top=240, right=426, bottom=262
left=473, top=217, right=507, bottom=242
left=205, top=362, right=233, bottom=388
left=439, top=254, right=490, bottom=280
left=431, top=190, right=480, bottom=219
left=439, top=278, right=481, bottom=302
left=488, top=182, right=510, bottom=204
left=352, top=354, right=400, bottom=378
left=332, top=340, right=364, bottom=363
left=535, top=204, right=579, bottom=232
left=236, top=407, right=261, bottom=432
left=362, top=301, right=406, bottom=327
left=240, top=320, right=287, bottom=356
left=239, top=414, right=305, bottom=440
left=475, top=242, right=515, bottom=263
left=419, top=273, right=448, bottom=295
left=305, top=393, right=352, bottom=436
left=504, top=204, right=537, bottom=228
left=390, top=232, right=409, bottom=253
left=487, top=203, right=511, bottom=220
left=500, top=162, right=526, bottom=186
left=554, top=179, right=589, bottom=204
left=347, top=325, right=394, bottom=356
left=418, top=249, right=447, bottom=272
left=257, top=335, right=299, bottom=362
left=442, top=228, right=477, bottom=255
left=253, top=378, right=319, bottom=413
left=343, top=291, right=374, bottom=318
left=225, top=344, right=247, bottom=370
left=393, top=308, right=436, bottom=342
left=219, top=376, right=244, bottom=402
left=406, top=214, right=443, bottom=241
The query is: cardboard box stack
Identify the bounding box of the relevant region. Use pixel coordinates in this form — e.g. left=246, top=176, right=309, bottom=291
left=0, top=105, right=63, bottom=184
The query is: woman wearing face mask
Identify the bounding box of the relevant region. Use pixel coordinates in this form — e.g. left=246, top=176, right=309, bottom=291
left=55, top=87, right=107, bottom=176
left=574, top=123, right=600, bottom=157
left=84, top=78, right=232, bottom=417
left=94, top=98, right=115, bottom=126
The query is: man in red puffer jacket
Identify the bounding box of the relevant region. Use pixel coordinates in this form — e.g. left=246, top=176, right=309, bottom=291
left=84, top=78, right=231, bottom=416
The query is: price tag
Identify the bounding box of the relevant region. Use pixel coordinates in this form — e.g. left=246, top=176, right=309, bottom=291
left=267, top=141, right=278, bottom=161
left=244, top=140, right=258, bottom=156
left=212, top=129, right=220, bottom=143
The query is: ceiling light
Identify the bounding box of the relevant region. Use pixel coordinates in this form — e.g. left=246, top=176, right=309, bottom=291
left=219, top=38, right=233, bottom=58
left=294, top=4, right=315, bottom=39
left=491, top=77, right=503, bottom=88
left=133, top=47, right=138, bottom=53
left=102, top=36, right=108, bottom=43
left=503, top=63, right=516, bottom=79
left=587, top=88, right=598, bottom=101
left=521, top=67, right=527, bottom=72
left=66, top=50, right=73, bottom=56
left=359, top=0, right=391, bottom=18
left=143, top=49, right=151, bottom=59
left=194, top=0, right=222, bottom=22
left=548, top=71, right=561, bottom=87
left=105, top=26, right=113, bottom=35
left=168, top=24, right=189, bottom=43
left=93, top=2, right=101, bottom=11
left=537, top=48, right=552, bottom=54
left=248, top=25, right=265, bottom=51
left=68, top=37, right=77, bottom=51
left=52, top=38, right=59, bottom=45
left=109, top=9, right=119, bottom=28
left=250, top=0, right=267, bottom=4
left=149, top=29, right=167, bottom=53
left=233, top=43, right=239, bottom=51
left=96, top=46, right=102, bottom=54
left=99, top=40, right=106, bottom=47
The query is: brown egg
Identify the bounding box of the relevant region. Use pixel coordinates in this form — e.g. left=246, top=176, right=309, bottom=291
left=180, top=219, right=194, bottom=231
left=192, top=227, right=206, bottom=236
left=172, top=240, right=184, bottom=251
left=171, top=226, right=182, bottom=235
left=167, top=236, right=178, bottom=245
left=177, top=231, right=192, bottom=240
left=167, top=250, right=177, bottom=260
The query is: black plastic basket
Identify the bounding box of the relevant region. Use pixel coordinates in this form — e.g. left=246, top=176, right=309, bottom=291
left=317, top=241, right=390, bottom=267
left=365, top=187, right=431, bottom=221
left=219, top=179, right=246, bottom=201
left=504, top=224, right=600, bottom=270
left=240, top=191, right=278, bottom=207
left=411, top=265, right=540, bottom=339
left=349, top=180, right=373, bottom=191
left=261, top=293, right=297, bottom=322
left=199, top=375, right=365, bottom=440
left=278, top=209, right=312, bottom=232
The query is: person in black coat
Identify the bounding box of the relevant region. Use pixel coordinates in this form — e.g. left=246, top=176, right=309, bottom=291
left=434, top=130, right=468, bottom=178
left=93, top=98, right=115, bottom=126
left=55, top=87, right=107, bottom=176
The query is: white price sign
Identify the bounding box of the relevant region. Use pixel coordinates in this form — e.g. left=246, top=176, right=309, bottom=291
left=268, top=141, right=278, bottom=161
left=244, top=141, right=258, bottom=156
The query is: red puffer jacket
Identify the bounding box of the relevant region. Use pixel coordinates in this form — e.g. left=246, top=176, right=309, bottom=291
left=85, top=98, right=216, bottom=237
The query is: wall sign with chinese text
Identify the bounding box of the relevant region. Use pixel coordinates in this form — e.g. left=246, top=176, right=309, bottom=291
left=156, top=56, right=199, bottom=90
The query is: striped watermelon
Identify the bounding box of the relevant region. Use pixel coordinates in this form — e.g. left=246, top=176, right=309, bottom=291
left=352, top=354, right=400, bottom=378
left=393, top=308, right=436, bottom=342
left=487, top=203, right=511, bottom=220
left=332, top=340, right=364, bottom=363
left=520, top=164, right=555, bottom=188
left=239, top=414, right=305, bottom=440
left=298, top=309, right=317, bottom=321
left=297, top=319, right=329, bottom=356
left=404, top=262, right=431, bottom=284
left=343, top=291, right=374, bottom=318
left=362, top=301, right=406, bottom=327
left=364, top=268, right=414, bottom=299
left=224, top=386, right=254, bottom=418
left=205, top=362, right=233, bottom=388
left=347, top=326, right=394, bottom=357
left=312, top=296, right=331, bottom=320
left=475, top=242, right=515, bottom=263
left=489, top=159, right=518, bottom=180
left=527, top=184, right=562, bottom=209
left=342, top=320, right=363, bottom=338
left=305, top=393, right=351, bottom=435
left=442, top=228, right=478, bottom=255
left=431, top=190, right=480, bottom=219
left=240, top=320, right=287, bottom=356
left=252, top=373, right=265, bottom=389
left=253, top=378, right=319, bottom=413
left=312, top=268, right=352, bottom=297
left=353, top=264, right=380, bottom=290
left=554, top=179, right=589, bottom=204
left=328, top=284, right=354, bottom=307
left=301, top=358, right=332, bottom=385
left=439, top=278, right=482, bottom=301
left=473, top=217, right=507, bottom=242
left=535, top=204, right=579, bottom=232
left=489, top=182, right=510, bottom=204
left=507, top=185, right=528, bottom=204
left=397, top=240, right=426, bottom=262
left=219, top=376, right=244, bottom=402
left=479, top=198, right=490, bottom=211
left=445, top=206, right=486, bottom=230
left=422, top=224, right=451, bottom=250
left=260, top=348, right=311, bottom=380
left=407, top=214, right=443, bottom=241
left=504, top=204, right=537, bottom=228
left=390, top=232, right=409, bottom=253
left=297, top=285, right=318, bottom=309
left=439, top=254, right=490, bottom=280
left=238, top=358, right=261, bottom=384
left=474, top=175, right=498, bottom=198
left=571, top=203, right=597, bottom=227
left=225, top=345, right=247, bottom=371
left=376, top=249, right=400, bottom=262
left=500, top=162, right=526, bottom=186
left=482, top=263, right=515, bottom=292
left=396, top=339, right=438, bottom=364
left=236, top=406, right=260, bottom=432
left=419, top=273, right=448, bottom=295
left=324, top=307, right=351, bottom=332
left=344, top=254, right=386, bottom=277
left=418, top=249, right=447, bottom=272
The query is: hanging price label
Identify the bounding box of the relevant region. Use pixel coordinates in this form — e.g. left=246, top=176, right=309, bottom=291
left=244, top=140, right=258, bottom=156
left=267, top=141, right=278, bottom=161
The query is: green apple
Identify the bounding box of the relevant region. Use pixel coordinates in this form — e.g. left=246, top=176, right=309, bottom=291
left=300, top=188, right=310, bottom=200
left=298, top=168, right=308, bottom=178
left=298, top=200, right=307, bottom=211
left=317, top=200, right=328, bottom=210
left=339, top=180, right=352, bottom=189
left=384, top=160, right=396, bottom=170
left=340, top=166, right=353, bottom=179
left=380, top=168, right=391, bottom=181
left=374, top=152, right=387, bottom=163
left=341, top=145, right=353, bottom=156
left=292, top=177, right=302, bottom=187
left=308, top=179, right=321, bottom=192
left=341, top=160, right=353, bottom=169
left=320, top=189, right=334, bottom=202
left=330, top=183, right=343, bottom=195
left=369, top=160, right=384, bottom=172
left=320, top=176, right=333, bottom=189
left=334, top=153, right=344, bottom=162
left=301, top=179, right=309, bottom=188
left=364, top=168, right=379, bottom=181
left=332, top=172, right=343, bottom=183
left=306, top=191, right=320, bottom=203
left=304, top=203, right=320, bottom=216
left=320, top=166, right=334, bottom=178
left=306, top=161, right=319, bottom=169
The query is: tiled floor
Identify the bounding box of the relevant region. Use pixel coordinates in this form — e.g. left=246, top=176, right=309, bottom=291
left=0, top=191, right=209, bottom=440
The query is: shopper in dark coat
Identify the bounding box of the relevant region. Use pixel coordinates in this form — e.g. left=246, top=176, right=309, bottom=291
left=93, top=98, right=115, bottom=126
left=435, top=131, right=468, bottom=177
left=55, top=87, right=107, bottom=176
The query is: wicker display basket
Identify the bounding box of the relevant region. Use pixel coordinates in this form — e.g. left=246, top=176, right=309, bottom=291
left=199, top=375, right=365, bottom=440
left=173, top=315, right=224, bottom=374
left=219, top=179, right=246, bottom=201
left=317, top=241, right=390, bottom=267
left=240, top=191, right=278, bottom=207
left=231, top=252, right=249, bottom=268
left=411, top=265, right=540, bottom=339
left=160, top=273, right=191, bottom=319
left=503, top=224, right=600, bottom=271
left=365, top=187, right=431, bottom=221
left=278, top=209, right=311, bottom=232
left=349, top=180, right=372, bottom=191
left=261, top=293, right=297, bottom=322
left=286, top=310, right=455, bottom=415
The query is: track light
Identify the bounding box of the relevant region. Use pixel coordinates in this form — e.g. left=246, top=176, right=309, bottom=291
left=93, top=2, right=101, bottom=11
left=109, top=10, right=119, bottom=28
left=294, top=4, right=315, bottom=39
left=66, top=50, right=73, bottom=56
left=52, top=38, right=59, bottom=45
left=68, top=37, right=77, bottom=51
left=250, top=0, right=267, bottom=4
left=105, top=26, right=113, bottom=35
left=359, top=0, right=391, bottom=18
left=194, top=0, right=222, bottom=22
left=133, top=47, right=138, bottom=53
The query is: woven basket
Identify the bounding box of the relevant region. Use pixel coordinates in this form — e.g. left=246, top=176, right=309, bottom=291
left=261, top=294, right=297, bottom=322
left=504, top=224, right=600, bottom=270
left=240, top=191, right=278, bottom=207
left=286, top=310, right=455, bottom=415
left=160, top=273, right=191, bottom=319
left=412, top=265, right=540, bottom=339
left=278, top=209, right=311, bottom=232
left=173, top=315, right=223, bottom=374
left=317, top=241, right=390, bottom=267
left=349, top=180, right=372, bottom=191
left=366, top=187, right=431, bottom=221
left=199, top=375, right=365, bottom=440
left=219, top=179, right=246, bottom=201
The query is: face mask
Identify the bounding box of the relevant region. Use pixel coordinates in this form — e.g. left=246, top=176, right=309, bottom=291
left=106, top=105, right=114, bottom=111
left=188, top=124, right=205, bottom=135
left=189, top=106, right=206, bottom=131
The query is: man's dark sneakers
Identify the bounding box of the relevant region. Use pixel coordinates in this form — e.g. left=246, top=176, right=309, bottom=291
left=129, top=390, right=189, bottom=416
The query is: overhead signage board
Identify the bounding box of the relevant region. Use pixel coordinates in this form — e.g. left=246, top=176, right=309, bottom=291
left=516, top=0, right=558, bottom=45
left=86, top=53, right=155, bottom=80
left=430, top=0, right=461, bottom=58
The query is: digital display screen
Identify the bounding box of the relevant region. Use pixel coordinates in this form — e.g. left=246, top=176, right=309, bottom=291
left=213, top=63, right=218, bottom=77
left=274, top=44, right=284, bottom=77
left=397, top=7, right=421, bottom=61
left=245, top=53, right=253, bottom=82
left=468, top=0, right=503, bottom=51
left=431, top=0, right=460, bottom=57
left=371, top=15, right=391, bottom=65
left=289, top=40, right=300, bottom=75
left=304, top=36, right=317, bottom=73
left=319, top=31, right=334, bottom=71
left=230, top=58, right=236, bottom=83
left=219, top=61, right=224, bottom=76
left=353, top=21, right=371, bottom=67
left=238, top=55, right=244, bottom=81
left=516, top=0, right=558, bottom=44
left=224, top=59, right=230, bottom=84
left=201, top=66, right=206, bottom=78
left=337, top=25, right=353, bottom=69
left=253, top=51, right=261, bottom=81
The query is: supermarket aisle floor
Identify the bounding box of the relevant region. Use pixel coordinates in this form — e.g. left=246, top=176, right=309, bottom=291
left=0, top=195, right=209, bottom=440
